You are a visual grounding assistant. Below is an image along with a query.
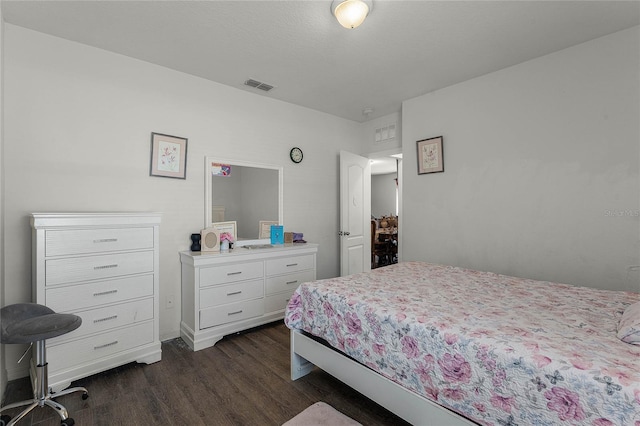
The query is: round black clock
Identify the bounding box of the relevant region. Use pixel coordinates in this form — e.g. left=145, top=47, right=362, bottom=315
left=290, top=147, right=303, bottom=163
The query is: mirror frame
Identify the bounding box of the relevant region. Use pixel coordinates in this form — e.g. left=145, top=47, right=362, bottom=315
left=204, top=156, right=284, bottom=246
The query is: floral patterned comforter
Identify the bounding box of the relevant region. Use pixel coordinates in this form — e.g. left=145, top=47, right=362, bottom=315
left=284, top=262, right=640, bottom=426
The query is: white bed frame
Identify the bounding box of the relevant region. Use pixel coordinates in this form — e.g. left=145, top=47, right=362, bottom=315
left=290, top=329, right=476, bottom=426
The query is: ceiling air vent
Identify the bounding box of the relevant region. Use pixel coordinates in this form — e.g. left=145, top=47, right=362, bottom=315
left=244, top=79, right=275, bottom=92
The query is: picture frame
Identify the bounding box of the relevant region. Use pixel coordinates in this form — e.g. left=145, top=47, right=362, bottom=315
left=150, top=132, right=188, bottom=179
left=259, top=220, right=279, bottom=239
left=200, top=227, right=220, bottom=252
left=417, top=136, right=444, bottom=175
left=211, top=221, right=237, bottom=242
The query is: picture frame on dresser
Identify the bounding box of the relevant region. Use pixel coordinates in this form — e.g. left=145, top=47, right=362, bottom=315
left=259, top=220, right=279, bottom=239
left=211, top=221, right=237, bottom=242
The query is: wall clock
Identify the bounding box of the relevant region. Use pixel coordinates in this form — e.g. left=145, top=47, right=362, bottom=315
left=290, top=147, right=303, bottom=164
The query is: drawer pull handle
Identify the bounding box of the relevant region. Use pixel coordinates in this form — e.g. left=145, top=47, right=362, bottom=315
left=94, top=264, right=118, bottom=270
left=228, top=310, right=243, bottom=316
left=286, top=280, right=298, bottom=285
left=94, top=341, right=118, bottom=350
left=93, top=289, right=118, bottom=297
left=227, top=271, right=242, bottom=276
left=93, top=238, right=118, bottom=243
left=94, top=315, right=118, bottom=323
left=286, top=263, right=298, bottom=267
left=227, top=291, right=242, bottom=296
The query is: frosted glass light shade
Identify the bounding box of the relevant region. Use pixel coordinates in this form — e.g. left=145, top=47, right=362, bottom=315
left=333, top=0, right=370, bottom=29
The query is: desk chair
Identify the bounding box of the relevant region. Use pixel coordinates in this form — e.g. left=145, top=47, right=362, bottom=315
left=0, top=303, right=89, bottom=426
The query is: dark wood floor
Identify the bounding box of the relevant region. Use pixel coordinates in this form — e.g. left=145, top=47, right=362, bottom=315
left=2, top=322, right=410, bottom=425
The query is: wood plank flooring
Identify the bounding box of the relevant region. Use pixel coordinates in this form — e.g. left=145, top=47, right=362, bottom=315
left=1, top=322, right=410, bottom=425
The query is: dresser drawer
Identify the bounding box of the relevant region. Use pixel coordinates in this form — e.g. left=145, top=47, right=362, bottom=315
left=48, top=321, right=154, bottom=372
left=200, top=280, right=263, bottom=309
left=264, top=291, right=296, bottom=314
left=199, top=299, right=264, bottom=329
left=49, top=298, right=154, bottom=344
left=265, top=270, right=314, bottom=295
left=199, top=261, right=263, bottom=287
left=45, top=251, right=154, bottom=286
left=45, top=227, right=154, bottom=257
left=46, top=274, right=154, bottom=312
left=266, top=255, right=315, bottom=276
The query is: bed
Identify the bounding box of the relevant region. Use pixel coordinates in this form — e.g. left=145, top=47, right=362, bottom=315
left=284, top=262, right=640, bottom=426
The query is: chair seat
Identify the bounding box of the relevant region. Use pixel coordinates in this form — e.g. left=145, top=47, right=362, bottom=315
left=1, top=303, right=82, bottom=344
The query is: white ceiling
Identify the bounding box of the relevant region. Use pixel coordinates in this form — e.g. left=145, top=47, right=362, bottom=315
left=2, top=0, right=639, bottom=124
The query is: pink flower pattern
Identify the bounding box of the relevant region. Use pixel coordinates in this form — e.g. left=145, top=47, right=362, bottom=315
left=284, top=262, right=640, bottom=425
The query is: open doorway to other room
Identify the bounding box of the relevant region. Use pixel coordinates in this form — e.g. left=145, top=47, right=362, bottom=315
left=370, top=153, right=401, bottom=269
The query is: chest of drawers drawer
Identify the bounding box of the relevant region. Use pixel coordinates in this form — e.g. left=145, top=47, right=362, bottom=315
left=265, top=270, right=315, bottom=295
left=199, top=298, right=264, bottom=329
left=264, top=291, right=296, bottom=314
left=200, top=279, right=263, bottom=309
left=45, top=250, right=154, bottom=286
left=45, top=274, right=154, bottom=312
left=45, top=227, right=154, bottom=256
left=199, top=261, right=263, bottom=287
left=266, top=254, right=315, bottom=276
left=47, top=321, right=155, bottom=372
left=49, top=298, right=154, bottom=344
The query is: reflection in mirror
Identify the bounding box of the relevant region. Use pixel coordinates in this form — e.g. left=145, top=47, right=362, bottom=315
left=205, top=157, right=283, bottom=244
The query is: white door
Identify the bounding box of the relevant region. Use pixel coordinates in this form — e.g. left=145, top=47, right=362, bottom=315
left=339, top=150, right=371, bottom=276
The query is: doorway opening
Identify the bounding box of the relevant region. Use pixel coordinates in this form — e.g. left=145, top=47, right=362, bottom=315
left=370, top=151, right=401, bottom=269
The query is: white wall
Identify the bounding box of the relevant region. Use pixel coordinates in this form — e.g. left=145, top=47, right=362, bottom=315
left=2, top=25, right=362, bottom=379
left=402, top=27, right=640, bottom=292
left=361, top=112, right=401, bottom=155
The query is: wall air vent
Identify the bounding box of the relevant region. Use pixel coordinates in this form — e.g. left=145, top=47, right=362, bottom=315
left=244, top=79, right=275, bottom=92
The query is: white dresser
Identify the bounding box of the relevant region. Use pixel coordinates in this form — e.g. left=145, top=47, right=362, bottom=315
left=180, top=243, right=318, bottom=351
left=31, top=213, right=162, bottom=391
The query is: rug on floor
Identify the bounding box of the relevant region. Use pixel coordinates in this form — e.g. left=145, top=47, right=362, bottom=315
left=282, top=401, right=362, bottom=426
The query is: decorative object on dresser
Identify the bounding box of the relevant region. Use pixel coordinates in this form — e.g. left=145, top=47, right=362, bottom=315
left=219, top=232, right=234, bottom=252
left=149, top=132, right=188, bottom=179
left=200, top=227, right=219, bottom=252
left=31, top=212, right=162, bottom=392
left=210, top=221, right=237, bottom=244
left=190, top=233, right=201, bottom=251
left=270, top=225, right=284, bottom=245
left=180, top=243, right=318, bottom=351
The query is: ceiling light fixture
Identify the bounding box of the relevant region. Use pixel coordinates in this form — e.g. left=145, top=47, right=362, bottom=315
left=331, top=0, right=372, bottom=29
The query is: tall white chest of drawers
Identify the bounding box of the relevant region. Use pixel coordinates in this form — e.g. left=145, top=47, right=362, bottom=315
left=31, top=213, right=162, bottom=391
left=180, top=244, right=318, bottom=351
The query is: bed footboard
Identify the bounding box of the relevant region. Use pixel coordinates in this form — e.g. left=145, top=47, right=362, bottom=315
left=289, top=329, right=474, bottom=426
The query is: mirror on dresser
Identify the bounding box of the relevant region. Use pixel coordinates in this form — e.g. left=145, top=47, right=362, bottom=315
left=204, top=156, right=283, bottom=246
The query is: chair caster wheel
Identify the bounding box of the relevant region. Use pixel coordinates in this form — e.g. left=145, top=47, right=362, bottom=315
left=61, top=418, right=75, bottom=426
left=82, top=392, right=89, bottom=400
left=1, top=415, right=12, bottom=426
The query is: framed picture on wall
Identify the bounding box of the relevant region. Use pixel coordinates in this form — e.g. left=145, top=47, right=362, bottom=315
left=417, top=136, right=444, bottom=175
left=150, top=132, right=188, bottom=179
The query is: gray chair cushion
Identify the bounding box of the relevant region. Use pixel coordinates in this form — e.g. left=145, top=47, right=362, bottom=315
left=1, top=303, right=82, bottom=344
